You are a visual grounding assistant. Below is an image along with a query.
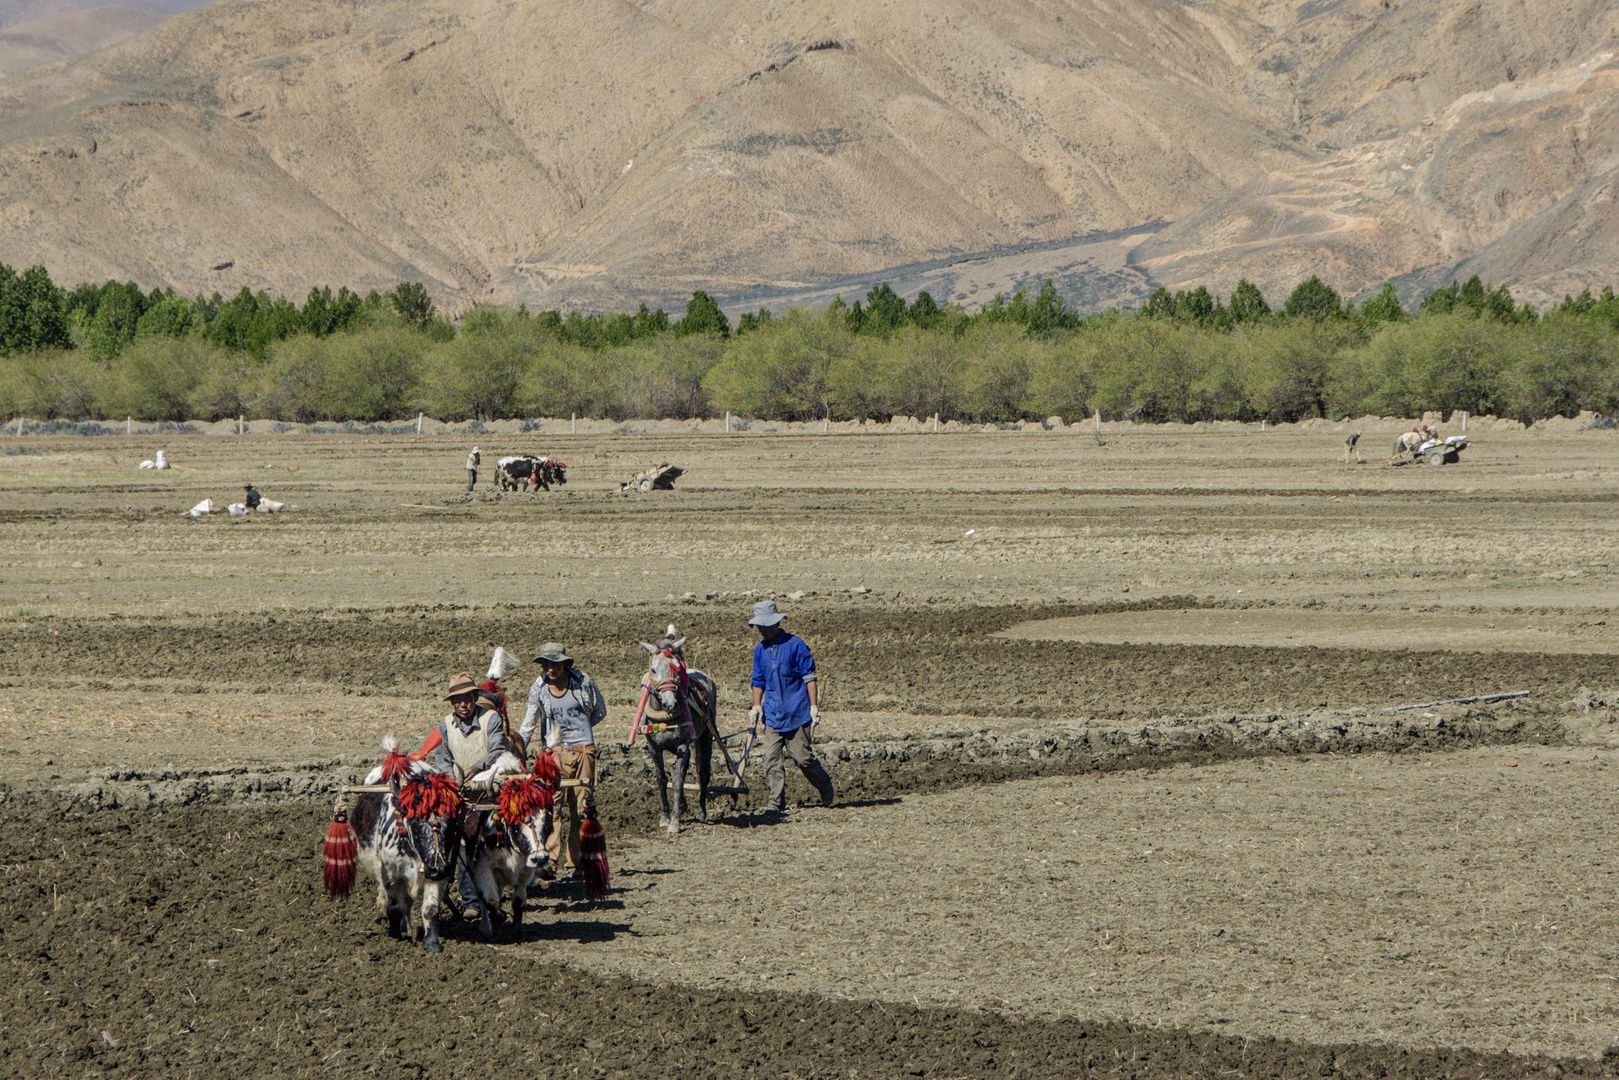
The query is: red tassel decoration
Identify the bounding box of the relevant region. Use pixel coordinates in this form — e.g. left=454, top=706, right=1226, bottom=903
left=323, top=808, right=358, bottom=900
left=533, top=748, right=560, bottom=789
left=398, top=772, right=462, bottom=820
left=578, top=799, right=610, bottom=902
left=379, top=749, right=413, bottom=784
left=497, top=775, right=551, bottom=824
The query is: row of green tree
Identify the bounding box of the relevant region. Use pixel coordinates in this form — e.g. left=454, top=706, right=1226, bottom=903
left=3, top=261, right=1619, bottom=423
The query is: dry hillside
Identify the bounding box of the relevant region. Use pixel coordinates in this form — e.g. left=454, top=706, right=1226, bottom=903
left=0, top=7, right=167, bottom=79
left=0, top=0, right=198, bottom=30
left=0, top=0, right=1613, bottom=311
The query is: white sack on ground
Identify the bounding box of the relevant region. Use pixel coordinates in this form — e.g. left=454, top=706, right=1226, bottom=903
left=188, top=499, right=213, bottom=517
left=155, top=451, right=169, bottom=469
left=227, top=503, right=248, bottom=516
left=138, top=460, right=155, bottom=469
left=256, top=499, right=284, bottom=513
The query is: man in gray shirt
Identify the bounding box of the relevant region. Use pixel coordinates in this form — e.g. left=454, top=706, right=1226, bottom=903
left=520, top=642, right=607, bottom=880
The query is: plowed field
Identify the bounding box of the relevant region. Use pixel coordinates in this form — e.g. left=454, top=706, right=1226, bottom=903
left=3, top=426, right=1618, bottom=1079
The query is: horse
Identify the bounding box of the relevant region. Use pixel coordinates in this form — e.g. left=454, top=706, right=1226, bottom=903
left=346, top=738, right=465, bottom=953
left=463, top=751, right=557, bottom=934
left=635, top=627, right=717, bottom=834
left=1391, top=428, right=1428, bottom=462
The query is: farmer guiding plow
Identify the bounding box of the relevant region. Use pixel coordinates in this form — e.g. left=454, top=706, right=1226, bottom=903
left=323, top=653, right=610, bottom=951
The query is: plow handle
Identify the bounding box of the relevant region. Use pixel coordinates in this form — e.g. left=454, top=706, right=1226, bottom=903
left=624, top=683, right=650, bottom=748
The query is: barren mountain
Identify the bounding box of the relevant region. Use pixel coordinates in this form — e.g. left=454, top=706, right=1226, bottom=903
left=0, top=0, right=1613, bottom=312
left=0, top=7, right=167, bottom=80
left=0, top=0, right=199, bottom=31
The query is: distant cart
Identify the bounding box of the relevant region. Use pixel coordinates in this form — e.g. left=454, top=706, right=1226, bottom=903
left=1416, top=435, right=1468, bottom=466
left=621, top=462, right=684, bottom=492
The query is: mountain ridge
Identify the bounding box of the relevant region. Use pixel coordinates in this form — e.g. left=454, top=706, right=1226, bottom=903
left=0, top=0, right=1613, bottom=313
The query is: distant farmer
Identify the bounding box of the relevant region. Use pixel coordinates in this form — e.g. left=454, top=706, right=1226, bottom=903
left=243, top=483, right=262, bottom=510
left=466, top=446, right=481, bottom=491
left=519, top=643, right=607, bottom=882
left=407, top=672, right=517, bottom=922
left=1343, top=432, right=1363, bottom=464
left=748, top=600, right=834, bottom=815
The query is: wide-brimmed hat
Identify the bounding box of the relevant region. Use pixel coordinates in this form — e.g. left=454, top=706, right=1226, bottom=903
left=444, top=672, right=480, bottom=700
left=748, top=600, right=785, bottom=627
left=533, top=642, right=573, bottom=665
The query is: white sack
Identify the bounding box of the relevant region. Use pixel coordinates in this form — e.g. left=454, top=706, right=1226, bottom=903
left=138, top=460, right=155, bottom=469
left=256, top=499, right=284, bottom=513
left=188, top=499, right=213, bottom=517
left=155, top=450, right=169, bottom=469
left=227, top=503, right=248, bottom=516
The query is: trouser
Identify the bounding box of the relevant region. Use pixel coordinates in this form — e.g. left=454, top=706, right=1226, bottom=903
left=761, top=723, right=834, bottom=810
left=547, top=744, right=597, bottom=873
left=466, top=468, right=477, bottom=491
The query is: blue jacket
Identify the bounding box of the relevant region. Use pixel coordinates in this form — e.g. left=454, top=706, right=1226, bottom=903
left=752, top=632, right=816, bottom=732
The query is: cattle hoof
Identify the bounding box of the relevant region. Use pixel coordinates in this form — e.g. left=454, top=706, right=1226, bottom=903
left=480, top=913, right=493, bottom=940
left=657, top=814, right=670, bottom=829
left=694, top=807, right=709, bottom=824
left=423, top=925, right=440, bottom=953
left=511, top=898, right=524, bottom=928
left=665, top=819, right=681, bottom=835
left=387, top=913, right=403, bottom=939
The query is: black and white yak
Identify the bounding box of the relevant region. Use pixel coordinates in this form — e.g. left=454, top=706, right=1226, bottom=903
left=462, top=750, right=560, bottom=932
left=325, top=737, right=465, bottom=952
left=496, top=455, right=568, bottom=492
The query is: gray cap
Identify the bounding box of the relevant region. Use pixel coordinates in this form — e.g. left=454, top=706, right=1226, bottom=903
left=533, top=642, right=572, bottom=664
left=748, top=600, right=785, bottom=627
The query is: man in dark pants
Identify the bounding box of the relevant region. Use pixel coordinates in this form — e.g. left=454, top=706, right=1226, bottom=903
left=465, top=446, right=480, bottom=491
left=748, top=600, right=833, bottom=815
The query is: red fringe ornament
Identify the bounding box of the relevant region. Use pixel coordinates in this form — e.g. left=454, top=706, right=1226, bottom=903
left=533, top=748, right=560, bottom=789
left=398, top=772, right=462, bottom=820
left=578, top=799, right=610, bottom=902
left=379, top=749, right=413, bottom=784
left=497, top=775, right=551, bottom=824
left=323, top=808, right=358, bottom=900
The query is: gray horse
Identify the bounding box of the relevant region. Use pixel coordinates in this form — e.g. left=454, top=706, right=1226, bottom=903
left=637, top=629, right=717, bottom=834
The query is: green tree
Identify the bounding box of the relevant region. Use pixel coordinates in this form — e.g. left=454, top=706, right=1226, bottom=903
left=0, top=263, right=73, bottom=354
left=1358, top=281, right=1407, bottom=328
left=1228, top=279, right=1270, bottom=324
left=1282, top=276, right=1343, bottom=321
left=136, top=295, right=200, bottom=339
left=677, top=290, right=730, bottom=338
left=704, top=308, right=852, bottom=420
left=323, top=327, right=426, bottom=420
left=390, top=281, right=437, bottom=328
left=1509, top=313, right=1619, bottom=418
left=81, top=281, right=149, bottom=361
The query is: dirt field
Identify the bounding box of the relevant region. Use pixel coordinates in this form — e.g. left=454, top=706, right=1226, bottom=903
left=4, top=426, right=1619, bottom=1078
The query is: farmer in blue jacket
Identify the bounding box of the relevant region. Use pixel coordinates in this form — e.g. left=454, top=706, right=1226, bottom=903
left=748, top=600, right=834, bottom=814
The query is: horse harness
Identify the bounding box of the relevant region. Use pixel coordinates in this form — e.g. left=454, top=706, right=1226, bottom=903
left=643, top=646, right=698, bottom=739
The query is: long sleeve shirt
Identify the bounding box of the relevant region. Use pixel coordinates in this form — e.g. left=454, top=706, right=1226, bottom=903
left=520, top=668, right=607, bottom=748
left=751, top=632, right=816, bottom=733
left=433, top=706, right=512, bottom=776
